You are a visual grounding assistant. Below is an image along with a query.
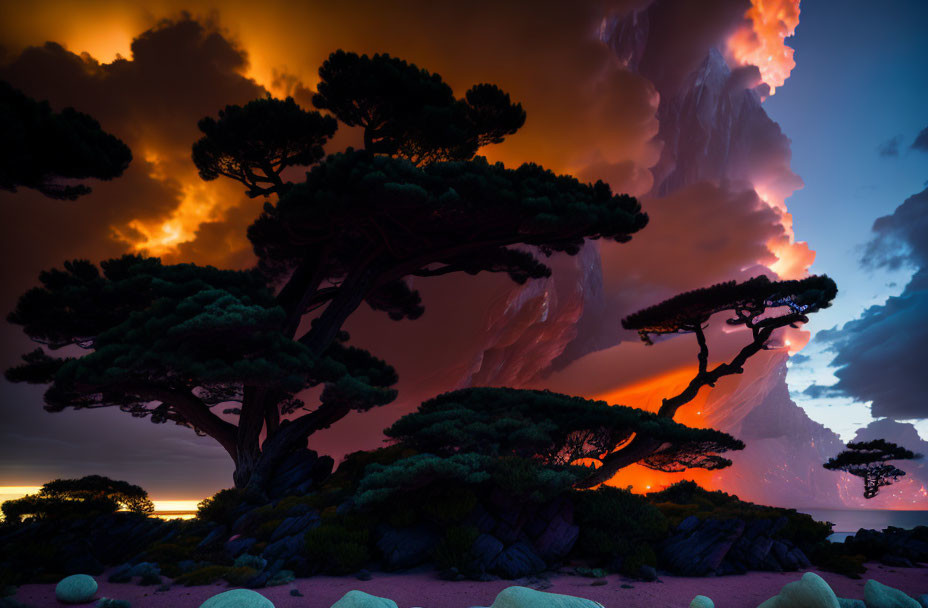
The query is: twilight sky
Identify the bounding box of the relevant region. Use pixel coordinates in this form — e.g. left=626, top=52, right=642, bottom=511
left=0, top=0, right=926, bottom=503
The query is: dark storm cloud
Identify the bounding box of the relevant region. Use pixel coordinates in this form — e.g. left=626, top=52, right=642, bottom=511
left=912, top=126, right=928, bottom=153
left=817, top=188, right=928, bottom=421
left=877, top=135, right=902, bottom=158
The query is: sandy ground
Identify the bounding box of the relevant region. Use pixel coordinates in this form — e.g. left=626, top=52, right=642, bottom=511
left=13, top=563, right=928, bottom=608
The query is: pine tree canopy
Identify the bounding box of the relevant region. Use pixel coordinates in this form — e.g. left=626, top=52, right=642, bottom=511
left=0, top=80, right=132, bottom=200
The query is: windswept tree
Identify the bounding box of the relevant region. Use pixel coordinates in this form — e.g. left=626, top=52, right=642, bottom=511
left=386, top=387, right=744, bottom=479
left=824, top=439, right=921, bottom=499
left=1, top=475, right=153, bottom=524
left=0, top=80, right=131, bottom=200
left=575, top=275, right=838, bottom=487
left=7, top=51, right=647, bottom=493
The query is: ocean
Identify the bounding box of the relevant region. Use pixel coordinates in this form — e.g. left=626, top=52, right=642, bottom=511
left=798, top=509, right=928, bottom=542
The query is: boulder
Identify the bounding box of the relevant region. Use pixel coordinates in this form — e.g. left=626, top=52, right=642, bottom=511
left=199, top=589, right=275, bottom=608
left=492, top=542, right=546, bottom=579
left=863, top=579, right=921, bottom=608
left=376, top=525, right=438, bottom=570
left=919, top=595, right=928, bottom=608
left=329, top=590, right=398, bottom=608
left=265, top=449, right=334, bottom=499
left=757, top=572, right=840, bottom=608
left=660, top=518, right=745, bottom=576
left=838, top=599, right=866, bottom=608
left=690, top=596, right=714, bottom=608
left=638, top=565, right=658, bottom=581
left=224, top=536, right=257, bottom=557
left=468, top=534, right=505, bottom=573
left=197, top=525, right=228, bottom=548
left=270, top=512, right=320, bottom=542
left=531, top=513, right=578, bottom=562
left=489, top=586, right=604, bottom=608
left=261, top=534, right=303, bottom=562
left=55, top=574, right=98, bottom=604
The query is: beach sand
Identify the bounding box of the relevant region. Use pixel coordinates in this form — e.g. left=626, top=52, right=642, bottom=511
left=12, top=563, right=928, bottom=608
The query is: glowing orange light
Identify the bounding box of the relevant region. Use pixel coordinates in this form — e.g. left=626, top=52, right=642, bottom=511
left=726, top=0, right=800, bottom=96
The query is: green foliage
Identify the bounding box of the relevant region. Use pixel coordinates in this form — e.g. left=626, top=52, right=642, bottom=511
left=573, top=486, right=668, bottom=563
left=419, top=486, right=478, bottom=526
left=432, top=526, right=480, bottom=571
left=490, top=456, right=582, bottom=503
left=354, top=453, right=492, bottom=507
left=0, top=80, right=131, bottom=199
left=810, top=543, right=867, bottom=579
left=144, top=536, right=202, bottom=566
left=304, top=513, right=373, bottom=574
left=196, top=488, right=246, bottom=527
left=387, top=387, right=742, bottom=483
left=193, top=95, right=337, bottom=198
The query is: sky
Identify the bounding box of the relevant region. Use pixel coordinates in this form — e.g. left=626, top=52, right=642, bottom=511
left=761, top=0, right=928, bottom=441
left=0, top=0, right=926, bottom=504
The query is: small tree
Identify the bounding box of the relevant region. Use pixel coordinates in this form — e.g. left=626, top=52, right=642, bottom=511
left=1, top=80, right=131, bottom=199
left=824, top=439, right=921, bottom=499
left=575, top=274, right=837, bottom=487
left=1, top=475, right=153, bottom=524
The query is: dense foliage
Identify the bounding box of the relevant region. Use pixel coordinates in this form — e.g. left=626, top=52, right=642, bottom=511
left=1, top=475, right=152, bottom=524
left=386, top=387, right=744, bottom=484
left=0, top=80, right=131, bottom=199
left=6, top=49, right=647, bottom=491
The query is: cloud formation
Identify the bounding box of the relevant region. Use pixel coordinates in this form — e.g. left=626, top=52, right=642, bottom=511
left=815, top=187, right=928, bottom=421
left=878, top=135, right=902, bottom=158
left=912, top=125, right=928, bottom=153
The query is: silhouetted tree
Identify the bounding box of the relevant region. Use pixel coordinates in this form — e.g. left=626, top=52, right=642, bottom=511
left=576, top=275, right=837, bottom=487
left=7, top=51, right=647, bottom=493
left=1, top=475, right=152, bottom=524
left=386, top=387, right=744, bottom=479
left=0, top=80, right=131, bottom=199
left=312, top=51, right=525, bottom=165
left=824, top=439, right=921, bottom=499
left=192, top=95, right=337, bottom=198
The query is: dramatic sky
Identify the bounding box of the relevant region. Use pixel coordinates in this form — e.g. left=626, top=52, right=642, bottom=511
left=0, top=0, right=926, bottom=503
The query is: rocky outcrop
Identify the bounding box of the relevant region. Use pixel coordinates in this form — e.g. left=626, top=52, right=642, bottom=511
left=659, top=515, right=810, bottom=576
left=843, top=526, right=928, bottom=567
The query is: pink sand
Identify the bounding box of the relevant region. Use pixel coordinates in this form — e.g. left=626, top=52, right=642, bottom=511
left=14, top=564, right=928, bottom=608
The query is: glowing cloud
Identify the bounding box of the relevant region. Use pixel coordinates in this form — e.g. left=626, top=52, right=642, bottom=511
left=726, top=0, right=801, bottom=96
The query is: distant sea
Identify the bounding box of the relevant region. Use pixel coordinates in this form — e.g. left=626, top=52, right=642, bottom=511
left=798, top=509, right=928, bottom=542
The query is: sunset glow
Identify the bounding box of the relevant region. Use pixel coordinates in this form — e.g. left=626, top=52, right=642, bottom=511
left=727, top=0, right=801, bottom=96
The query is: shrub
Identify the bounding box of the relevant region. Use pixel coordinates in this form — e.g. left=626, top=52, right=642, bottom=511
left=196, top=488, right=246, bottom=527
left=431, top=526, right=480, bottom=571
left=573, top=486, right=668, bottom=562
left=304, top=513, right=372, bottom=574
left=490, top=456, right=581, bottom=503
left=173, top=565, right=258, bottom=586
left=354, top=452, right=492, bottom=507
left=420, top=485, right=478, bottom=526
left=810, top=543, right=866, bottom=579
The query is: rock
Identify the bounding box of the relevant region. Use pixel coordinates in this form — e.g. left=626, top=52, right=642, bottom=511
left=55, top=574, right=98, bottom=604
left=234, top=554, right=268, bottom=571
left=881, top=555, right=915, bottom=568
left=127, top=563, right=159, bottom=578
left=838, top=599, right=866, bottom=608
left=660, top=518, right=745, bottom=576
left=489, top=586, right=604, bottom=608
left=265, top=570, right=295, bottom=587
left=356, top=569, right=372, bottom=581
left=198, top=589, right=275, bottom=608
left=269, top=512, right=320, bottom=542
left=468, top=534, right=505, bottom=573
left=376, top=525, right=438, bottom=570
left=95, top=600, right=130, bottom=608
left=638, top=565, right=658, bottom=581
left=225, top=536, right=257, bottom=557
left=531, top=513, right=579, bottom=562
left=757, top=572, right=840, bottom=608
left=262, top=534, right=303, bottom=562
left=266, top=449, right=334, bottom=499
left=919, top=595, right=928, bottom=608
left=863, top=579, right=921, bottom=608
left=492, top=542, right=546, bottom=579
left=329, top=590, right=398, bottom=608
left=197, top=525, right=228, bottom=548
left=690, top=596, right=714, bottom=608
left=107, top=566, right=132, bottom=584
